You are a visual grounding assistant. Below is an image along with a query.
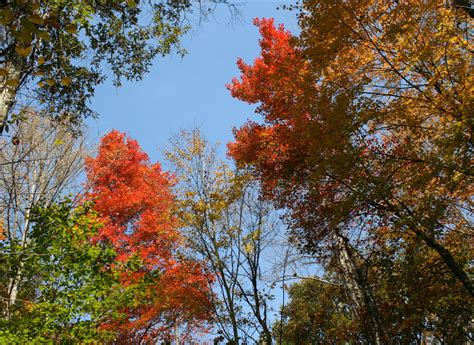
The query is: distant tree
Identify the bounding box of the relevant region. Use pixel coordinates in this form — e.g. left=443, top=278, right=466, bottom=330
left=273, top=278, right=355, bottom=345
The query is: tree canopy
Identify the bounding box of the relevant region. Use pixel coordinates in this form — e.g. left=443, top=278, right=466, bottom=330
left=0, top=0, right=472, bottom=343
left=0, top=0, right=236, bottom=134
left=227, top=2, right=473, bottom=343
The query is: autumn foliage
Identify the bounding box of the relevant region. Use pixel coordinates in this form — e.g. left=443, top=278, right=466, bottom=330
left=228, top=3, right=472, bottom=342
left=85, top=130, right=212, bottom=341
left=228, top=9, right=472, bottom=290
left=1, top=1, right=472, bottom=343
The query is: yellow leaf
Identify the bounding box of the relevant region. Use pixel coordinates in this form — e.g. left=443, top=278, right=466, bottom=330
left=244, top=242, right=253, bottom=254
left=38, top=56, right=45, bottom=65
left=61, top=77, right=72, bottom=86
left=0, top=9, right=14, bottom=25
left=46, top=17, right=60, bottom=28
left=45, top=78, right=55, bottom=86
left=28, top=14, right=44, bottom=25
left=6, top=78, right=20, bottom=87
left=37, top=30, right=50, bottom=41
left=15, top=45, right=32, bottom=57
left=0, top=68, right=8, bottom=77
left=0, top=218, right=5, bottom=240
left=37, top=81, right=45, bottom=88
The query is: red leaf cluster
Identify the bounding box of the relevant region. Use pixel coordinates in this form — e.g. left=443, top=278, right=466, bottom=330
left=85, top=130, right=212, bottom=340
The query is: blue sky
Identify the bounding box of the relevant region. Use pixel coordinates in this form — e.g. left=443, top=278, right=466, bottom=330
left=88, top=1, right=299, bottom=164
left=87, top=2, right=302, bottom=335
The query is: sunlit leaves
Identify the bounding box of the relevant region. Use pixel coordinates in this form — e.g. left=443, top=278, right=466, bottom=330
left=85, top=130, right=212, bottom=341
left=227, top=2, right=473, bottom=341
left=0, top=201, right=117, bottom=342
left=1, top=0, right=191, bottom=133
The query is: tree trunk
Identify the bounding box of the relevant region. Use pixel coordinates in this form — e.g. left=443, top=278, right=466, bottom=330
left=334, top=234, right=390, bottom=345
left=413, top=228, right=473, bottom=296
left=0, top=56, right=24, bottom=134
left=6, top=187, right=32, bottom=317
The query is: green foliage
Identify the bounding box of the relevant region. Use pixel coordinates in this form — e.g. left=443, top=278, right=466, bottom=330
left=1, top=0, right=192, bottom=132
left=273, top=279, right=356, bottom=345
left=0, top=200, right=118, bottom=343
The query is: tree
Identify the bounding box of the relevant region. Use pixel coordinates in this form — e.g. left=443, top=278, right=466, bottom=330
left=227, top=4, right=472, bottom=342
left=227, top=5, right=472, bottom=295
left=0, top=113, right=86, bottom=316
left=227, top=18, right=390, bottom=343
left=295, top=1, right=473, bottom=295
left=230, top=8, right=472, bottom=293
left=0, top=201, right=118, bottom=343
left=0, top=0, right=238, bottom=134
left=274, top=237, right=473, bottom=344
left=85, top=130, right=212, bottom=342
left=166, top=129, right=279, bottom=344
left=273, top=278, right=355, bottom=345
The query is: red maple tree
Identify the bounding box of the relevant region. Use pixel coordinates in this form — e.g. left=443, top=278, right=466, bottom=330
left=85, top=130, right=212, bottom=342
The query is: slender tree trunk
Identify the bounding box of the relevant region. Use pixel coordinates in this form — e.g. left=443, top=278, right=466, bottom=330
left=227, top=289, right=240, bottom=345
left=413, top=228, right=473, bottom=296
left=219, top=268, right=239, bottom=345
left=250, top=274, right=272, bottom=344
left=334, top=234, right=390, bottom=345
left=6, top=188, right=32, bottom=317
left=0, top=57, right=23, bottom=134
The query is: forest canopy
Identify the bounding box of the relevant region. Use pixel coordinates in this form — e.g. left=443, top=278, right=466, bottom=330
left=0, top=0, right=472, bottom=343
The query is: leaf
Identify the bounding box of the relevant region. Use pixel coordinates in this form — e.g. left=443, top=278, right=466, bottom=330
left=28, top=14, right=44, bottom=25
left=36, top=30, right=50, bottom=41
left=61, top=77, right=72, bottom=86
left=6, top=78, right=20, bottom=87
left=15, top=45, right=32, bottom=57
left=0, top=219, right=5, bottom=240
left=46, top=16, right=60, bottom=28
left=0, top=8, right=14, bottom=25
left=45, top=78, right=55, bottom=86
left=65, top=23, right=77, bottom=34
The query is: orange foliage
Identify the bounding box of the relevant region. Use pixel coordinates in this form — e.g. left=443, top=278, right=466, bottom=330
left=227, top=6, right=472, bottom=296
left=86, top=130, right=212, bottom=341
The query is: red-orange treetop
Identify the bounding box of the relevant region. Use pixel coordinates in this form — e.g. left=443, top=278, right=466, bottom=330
left=85, top=130, right=212, bottom=341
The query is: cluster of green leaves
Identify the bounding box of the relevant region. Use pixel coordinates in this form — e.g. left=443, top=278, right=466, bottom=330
left=273, top=279, right=355, bottom=345
left=0, top=200, right=118, bottom=343
left=1, top=0, right=191, bottom=132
